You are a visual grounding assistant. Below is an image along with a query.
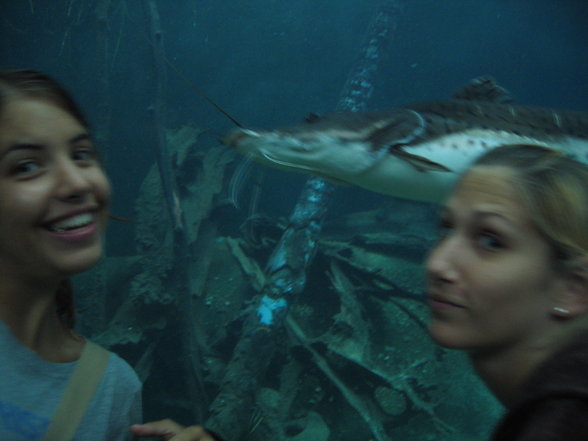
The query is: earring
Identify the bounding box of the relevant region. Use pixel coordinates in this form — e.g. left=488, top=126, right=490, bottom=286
left=553, top=307, right=570, bottom=316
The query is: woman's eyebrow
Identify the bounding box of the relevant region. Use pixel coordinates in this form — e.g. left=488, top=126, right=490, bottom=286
left=472, top=210, right=518, bottom=228
left=0, top=132, right=92, bottom=161
left=69, top=133, right=91, bottom=144
left=0, top=143, right=43, bottom=161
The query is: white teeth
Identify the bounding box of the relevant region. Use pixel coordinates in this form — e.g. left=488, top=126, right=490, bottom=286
left=49, top=213, right=93, bottom=232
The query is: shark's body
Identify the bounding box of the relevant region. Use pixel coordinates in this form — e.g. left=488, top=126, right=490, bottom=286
left=224, top=77, right=588, bottom=203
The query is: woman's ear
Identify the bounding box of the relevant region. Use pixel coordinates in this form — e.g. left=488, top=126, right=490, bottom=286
left=552, top=256, right=588, bottom=319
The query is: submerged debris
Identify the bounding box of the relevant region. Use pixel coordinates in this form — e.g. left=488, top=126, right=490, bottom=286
left=74, top=132, right=501, bottom=441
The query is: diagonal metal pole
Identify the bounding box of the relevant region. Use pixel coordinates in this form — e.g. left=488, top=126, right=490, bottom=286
left=205, top=2, right=401, bottom=439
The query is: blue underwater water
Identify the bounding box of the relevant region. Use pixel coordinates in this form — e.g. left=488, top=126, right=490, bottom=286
left=2, top=1, right=588, bottom=440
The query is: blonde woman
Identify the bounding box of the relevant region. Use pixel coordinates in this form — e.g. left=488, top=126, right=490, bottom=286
left=427, top=144, right=588, bottom=439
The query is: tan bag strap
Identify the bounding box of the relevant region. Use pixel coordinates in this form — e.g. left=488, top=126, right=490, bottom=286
left=43, top=340, right=110, bottom=441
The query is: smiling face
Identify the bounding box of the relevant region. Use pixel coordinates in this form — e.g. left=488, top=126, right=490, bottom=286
left=425, top=166, right=565, bottom=355
left=0, top=97, right=111, bottom=285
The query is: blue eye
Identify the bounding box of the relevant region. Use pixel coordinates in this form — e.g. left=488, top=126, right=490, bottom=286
left=476, top=231, right=504, bottom=250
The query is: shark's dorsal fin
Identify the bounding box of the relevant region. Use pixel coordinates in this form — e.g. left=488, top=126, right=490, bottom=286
left=452, top=76, right=514, bottom=104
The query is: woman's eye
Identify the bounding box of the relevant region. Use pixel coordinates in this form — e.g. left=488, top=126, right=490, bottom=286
left=73, top=148, right=96, bottom=162
left=12, top=160, right=41, bottom=176
left=476, top=231, right=504, bottom=251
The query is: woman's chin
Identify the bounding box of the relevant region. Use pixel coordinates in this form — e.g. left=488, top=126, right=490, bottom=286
left=55, top=247, right=104, bottom=277
left=428, top=323, right=466, bottom=349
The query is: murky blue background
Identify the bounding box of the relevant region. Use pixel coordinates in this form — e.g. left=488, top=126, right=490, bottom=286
left=3, top=1, right=587, bottom=256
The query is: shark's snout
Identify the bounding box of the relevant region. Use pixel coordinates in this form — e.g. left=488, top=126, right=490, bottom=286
left=223, top=128, right=260, bottom=148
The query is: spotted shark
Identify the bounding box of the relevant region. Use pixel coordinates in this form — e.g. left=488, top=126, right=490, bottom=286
left=223, top=77, right=588, bottom=203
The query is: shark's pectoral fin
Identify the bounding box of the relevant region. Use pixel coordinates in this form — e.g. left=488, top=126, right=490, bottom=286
left=363, top=109, right=450, bottom=172
left=392, top=149, right=452, bottom=173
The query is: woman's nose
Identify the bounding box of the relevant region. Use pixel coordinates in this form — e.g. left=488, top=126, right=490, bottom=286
left=425, top=236, right=460, bottom=284
left=54, top=159, right=92, bottom=200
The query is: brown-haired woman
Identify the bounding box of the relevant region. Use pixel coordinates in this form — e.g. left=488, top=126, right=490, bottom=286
left=0, top=69, right=141, bottom=441
left=0, top=69, right=221, bottom=441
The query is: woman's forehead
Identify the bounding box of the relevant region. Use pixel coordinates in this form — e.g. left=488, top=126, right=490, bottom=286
left=447, top=166, right=529, bottom=222
left=0, top=98, right=83, bottom=139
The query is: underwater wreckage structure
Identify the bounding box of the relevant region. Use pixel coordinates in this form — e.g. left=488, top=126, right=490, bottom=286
left=74, top=1, right=502, bottom=440
left=206, top=3, right=400, bottom=439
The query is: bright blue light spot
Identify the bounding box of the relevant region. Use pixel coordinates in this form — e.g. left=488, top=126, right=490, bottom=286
left=257, top=296, right=287, bottom=325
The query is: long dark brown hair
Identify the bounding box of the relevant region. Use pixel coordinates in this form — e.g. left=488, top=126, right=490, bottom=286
left=0, top=69, right=92, bottom=329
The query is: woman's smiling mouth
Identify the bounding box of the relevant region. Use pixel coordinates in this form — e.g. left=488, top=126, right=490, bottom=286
left=43, top=210, right=102, bottom=242
left=47, top=212, right=94, bottom=233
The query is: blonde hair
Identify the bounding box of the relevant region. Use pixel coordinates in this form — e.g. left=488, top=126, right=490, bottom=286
left=470, top=144, right=588, bottom=272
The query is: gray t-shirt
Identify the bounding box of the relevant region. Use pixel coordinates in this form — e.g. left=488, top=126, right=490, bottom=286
left=0, top=320, right=142, bottom=441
